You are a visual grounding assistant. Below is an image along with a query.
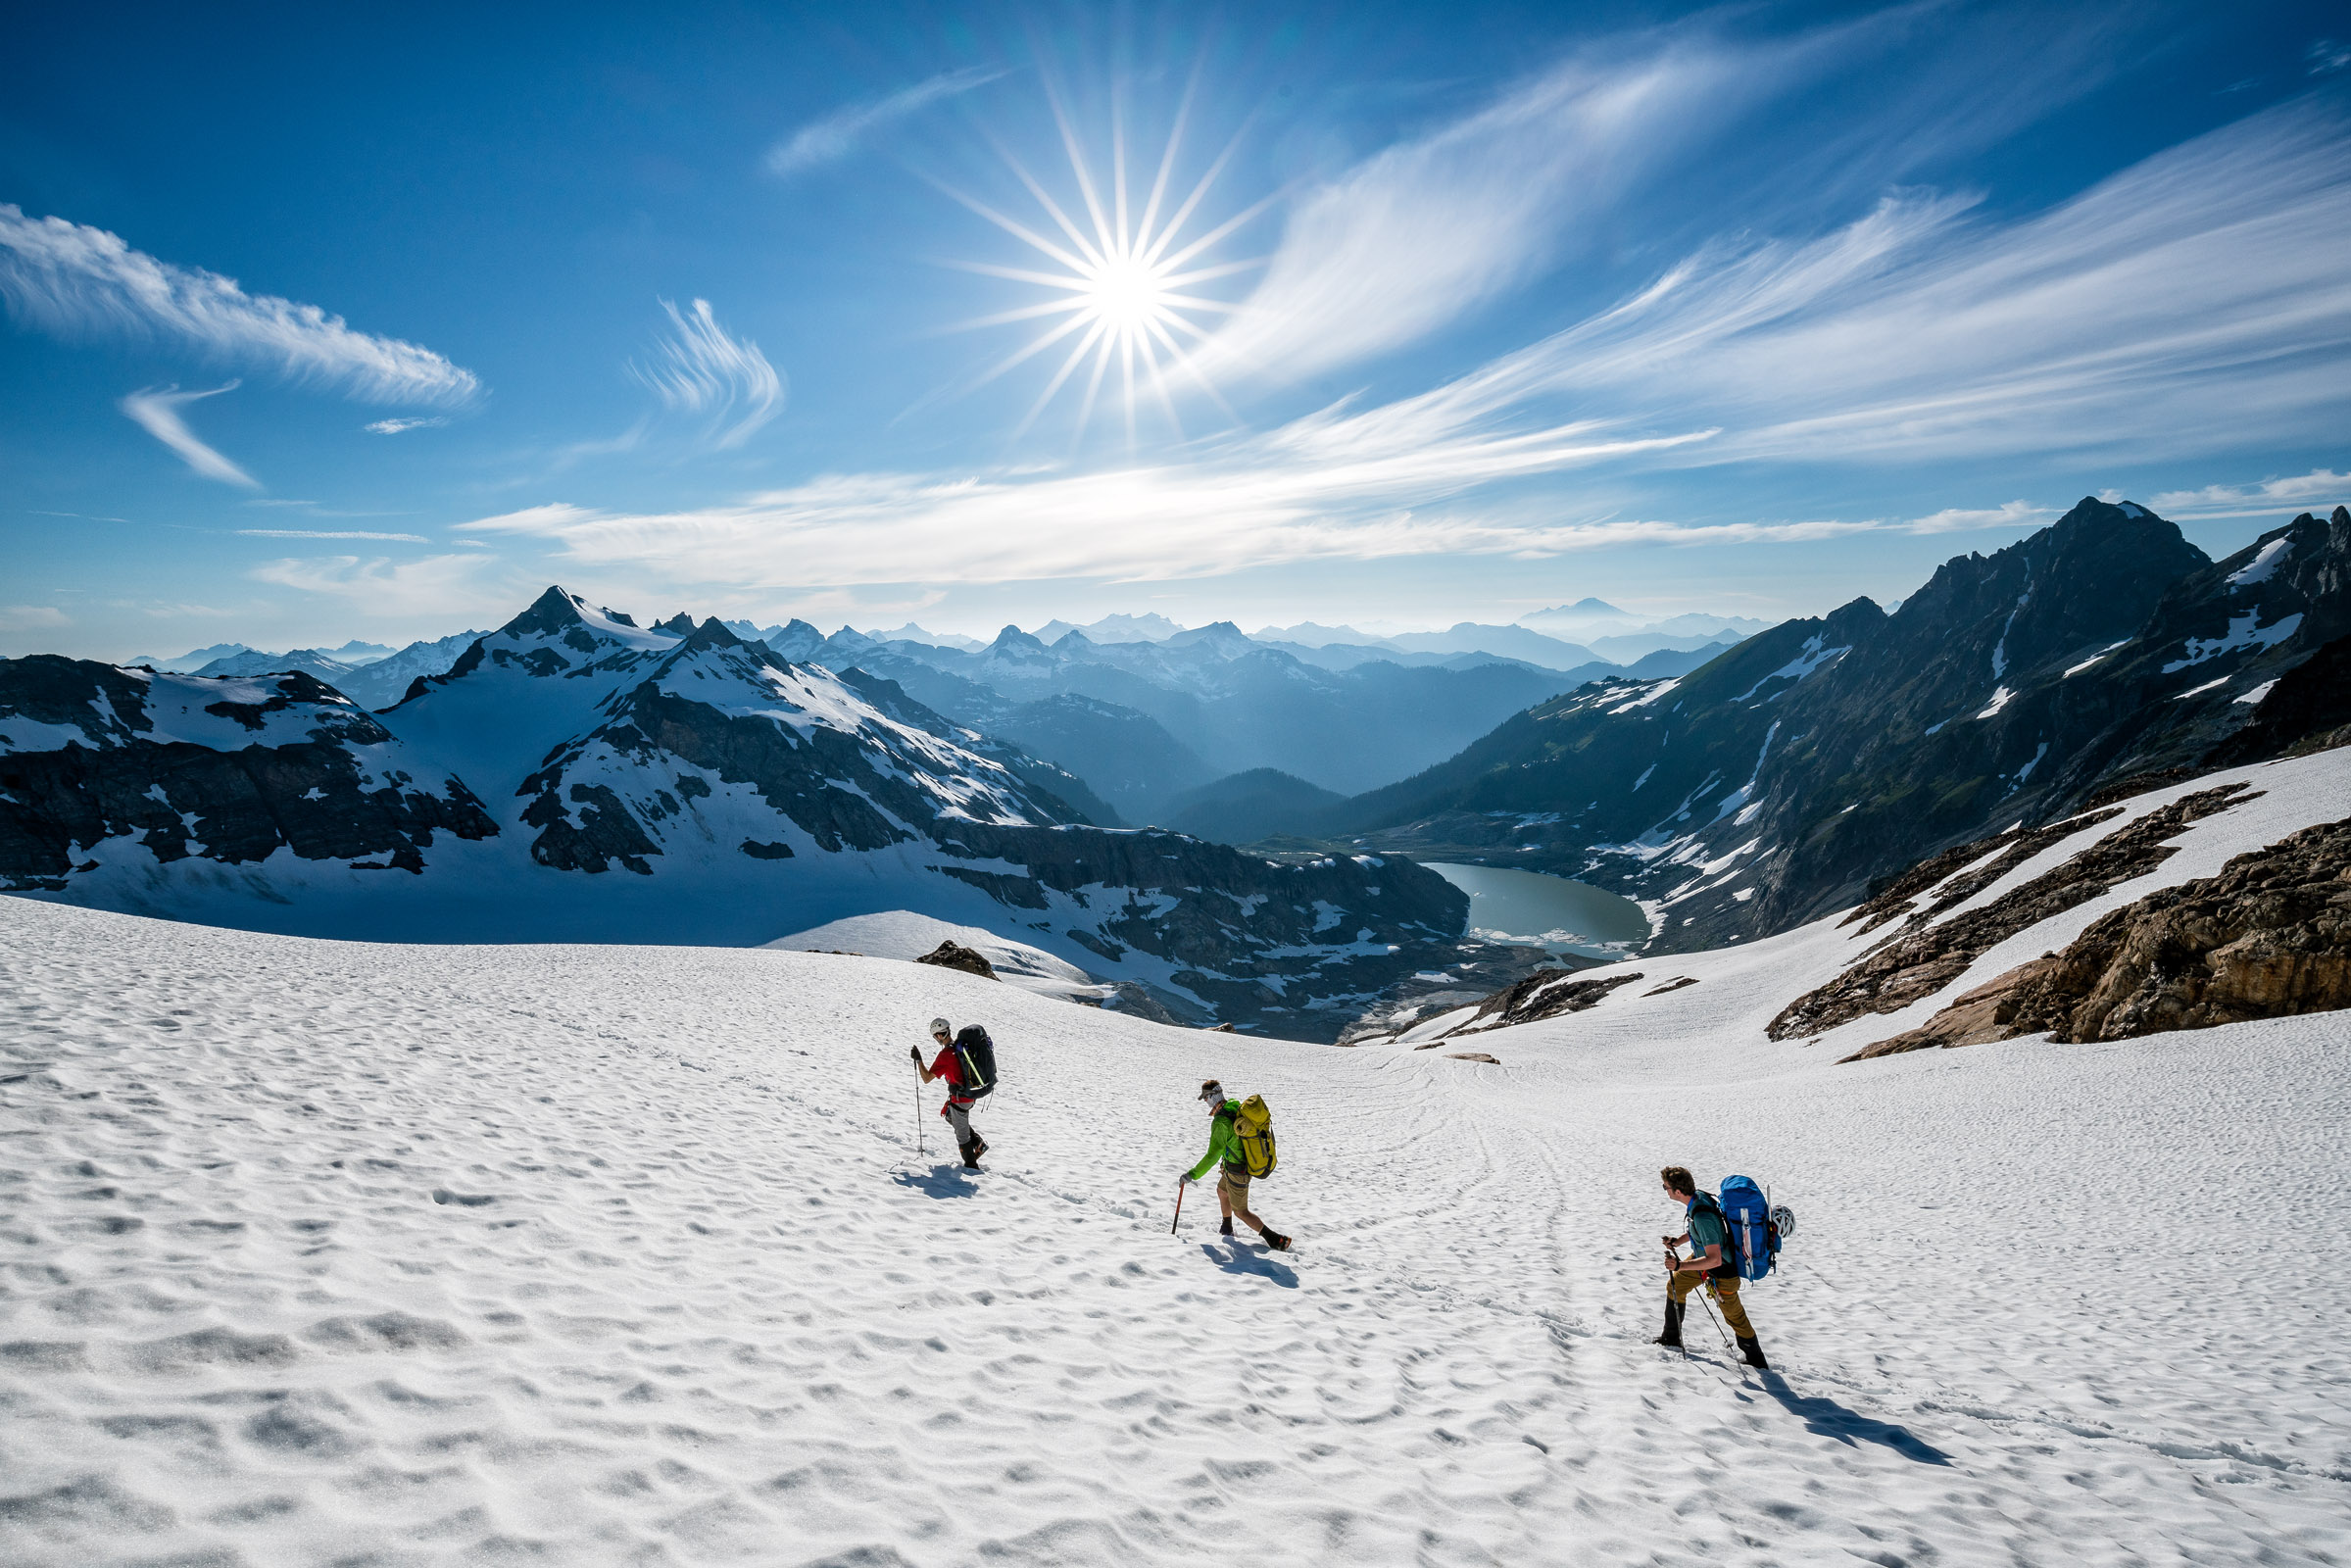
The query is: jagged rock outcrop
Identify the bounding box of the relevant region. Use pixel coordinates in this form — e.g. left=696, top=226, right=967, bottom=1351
left=914, top=941, right=997, bottom=979
left=0, top=659, right=497, bottom=890
left=1848, top=814, right=2351, bottom=1058
left=1770, top=783, right=2261, bottom=1039
left=1394, top=967, right=1648, bottom=1048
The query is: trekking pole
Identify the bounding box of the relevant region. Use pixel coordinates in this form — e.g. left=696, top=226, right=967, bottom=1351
left=1669, top=1247, right=1735, bottom=1350
left=1171, top=1179, right=1187, bottom=1235
left=914, top=1065, right=924, bottom=1162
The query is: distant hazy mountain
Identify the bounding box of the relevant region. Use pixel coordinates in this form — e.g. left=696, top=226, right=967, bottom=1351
left=808, top=619, right=1573, bottom=798
left=190, top=647, right=367, bottom=685
left=126, top=642, right=258, bottom=673
left=1031, top=612, right=1188, bottom=644
left=1159, top=768, right=1347, bottom=845
left=335, top=630, right=488, bottom=709
left=1518, top=601, right=1770, bottom=659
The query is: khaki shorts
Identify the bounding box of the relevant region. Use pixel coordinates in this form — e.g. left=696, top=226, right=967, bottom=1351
left=1216, top=1166, right=1250, bottom=1204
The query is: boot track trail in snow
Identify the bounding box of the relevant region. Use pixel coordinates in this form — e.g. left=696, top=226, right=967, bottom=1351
left=5, top=747, right=2351, bottom=1564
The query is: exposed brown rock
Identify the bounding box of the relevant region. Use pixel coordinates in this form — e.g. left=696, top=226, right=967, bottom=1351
left=1445, top=1053, right=1500, bottom=1064
left=1643, top=976, right=1700, bottom=997
left=1772, top=783, right=2261, bottom=1039
left=1462, top=969, right=1644, bottom=1032
left=1840, top=808, right=2124, bottom=936
left=912, top=941, right=997, bottom=980
left=1848, top=813, right=2351, bottom=1059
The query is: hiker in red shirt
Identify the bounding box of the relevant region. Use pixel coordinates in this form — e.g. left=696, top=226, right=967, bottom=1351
left=911, top=1015, right=988, bottom=1169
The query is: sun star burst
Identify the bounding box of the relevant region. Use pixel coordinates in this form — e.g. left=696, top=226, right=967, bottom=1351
left=934, top=84, right=1268, bottom=444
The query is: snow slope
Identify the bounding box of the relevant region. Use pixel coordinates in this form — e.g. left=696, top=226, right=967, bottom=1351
left=3, top=751, right=2348, bottom=1564
left=770, top=909, right=1115, bottom=1006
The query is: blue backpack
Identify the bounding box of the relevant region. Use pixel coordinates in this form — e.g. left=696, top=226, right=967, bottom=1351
left=1717, top=1175, right=1779, bottom=1282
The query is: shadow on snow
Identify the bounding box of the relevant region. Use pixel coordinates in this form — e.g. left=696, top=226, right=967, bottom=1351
left=1200, top=1240, right=1298, bottom=1288
left=893, top=1164, right=982, bottom=1199
left=1755, top=1371, right=1951, bottom=1464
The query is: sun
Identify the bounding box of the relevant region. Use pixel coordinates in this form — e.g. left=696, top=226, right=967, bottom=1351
left=932, top=83, right=1269, bottom=443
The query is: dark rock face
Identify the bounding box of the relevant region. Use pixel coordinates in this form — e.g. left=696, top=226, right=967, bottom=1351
left=925, top=823, right=1468, bottom=1033
left=1771, top=783, right=2260, bottom=1040
left=1849, top=813, right=2351, bottom=1058
left=1423, top=968, right=1646, bottom=1042
left=2205, top=632, right=2351, bottom=767
left=0, top=660, right=497, bottom=890
left=913, top=941, right=997, bottom=979
left=1338, top=502, right=2351, bottom=955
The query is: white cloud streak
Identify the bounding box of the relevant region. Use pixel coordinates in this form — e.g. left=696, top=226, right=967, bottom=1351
left=2148, top=468, right=2351, bottom=519
left=0, top=204, right=478, bottom=404
left=119, top=383, right=259, bottom=488
left=0, top=605, right=70, bottom=631
left=768, top=68, right=1005, bottom=175
left=631, top=299, right=784, bottom=449
left=365, top=416, right=448, bottom=434
left=1195, top=38, right=1792, bottom=382
left=1320, top=98, right=2351, bottom=466
left=250, top=553, right=506, bottom=616
left=237, top=528, right=430, bottom=542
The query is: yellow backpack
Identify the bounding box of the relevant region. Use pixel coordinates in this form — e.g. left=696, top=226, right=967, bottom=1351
left=1233, top=1095, right=1277, bottom=1178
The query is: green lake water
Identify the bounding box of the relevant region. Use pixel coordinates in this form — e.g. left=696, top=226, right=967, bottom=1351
left=1424, top=862, right=1649, bottom=956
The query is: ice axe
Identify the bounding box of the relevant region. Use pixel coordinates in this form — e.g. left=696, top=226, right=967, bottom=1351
left=1171, top=1176, right=1188, bottom=1235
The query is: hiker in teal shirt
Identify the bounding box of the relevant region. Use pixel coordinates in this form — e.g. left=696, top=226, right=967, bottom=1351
left=1657, top=1164, right=1767, bottom=1368
left=1180, top=1079, right=1290, bottom=1250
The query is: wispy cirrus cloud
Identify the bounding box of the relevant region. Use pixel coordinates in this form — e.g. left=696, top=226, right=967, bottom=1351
left=1323, top=98, right=2351, bottom=467
left=1196, top=9, right=2121, bottom=387
left=365, top=416, right=448, bottom=434
left=250, top=552, right=506, bottom=616
left=2148, top=468, right=2350, bottom=519
left=768, top=67, right=1005, bottom=176
left=631, top=299, right=784, bottom=449
left=119, top=383, right=259, bottom=487
left=237, top=528, right=430, bottom=542
left=1197, top=38, right=1782, bottom=383
left=0, top=605, right=70, bottom=631
left=0, top=203, right=478, bottom=404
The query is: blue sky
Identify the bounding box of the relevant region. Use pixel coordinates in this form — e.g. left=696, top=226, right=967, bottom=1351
left=4, top=1, right=2348, bottom=659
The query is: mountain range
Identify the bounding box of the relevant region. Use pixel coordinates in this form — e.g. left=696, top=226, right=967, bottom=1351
left=1, top=589, right=1470, bottom=1038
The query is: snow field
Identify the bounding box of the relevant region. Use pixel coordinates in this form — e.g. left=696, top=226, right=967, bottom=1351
left=4, top=735, right=2350, bottom=1565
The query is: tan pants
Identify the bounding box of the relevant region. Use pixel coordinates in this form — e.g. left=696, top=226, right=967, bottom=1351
left=1216, top=1166, right=1264, bottom=1232
left=1669, top=1269, right=1756, bottom=1339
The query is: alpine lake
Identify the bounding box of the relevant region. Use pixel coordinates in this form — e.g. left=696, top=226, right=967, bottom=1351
left=1423, top=862, right=1650, bottom=958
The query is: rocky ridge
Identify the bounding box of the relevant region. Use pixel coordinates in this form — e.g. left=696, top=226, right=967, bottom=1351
left=1848, top=812, right=2351, bottom=1058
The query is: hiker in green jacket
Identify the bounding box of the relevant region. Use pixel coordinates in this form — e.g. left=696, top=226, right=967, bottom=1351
left=1181, top=1079, right=1291, bottom=1250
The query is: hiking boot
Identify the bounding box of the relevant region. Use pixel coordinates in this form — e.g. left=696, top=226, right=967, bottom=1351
left=959, top=1139, right=983, bottom=1169
left=968, top=1136, right=988, bottom=1161
left=1218, top=1216, right=1234, bottom=1237
left=1653, top=1300, right=1685, bottom=1348
left=1262, top=1230, right=1292, bottom=1250
left=1738, top=1336, right=1769, bottom=1370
